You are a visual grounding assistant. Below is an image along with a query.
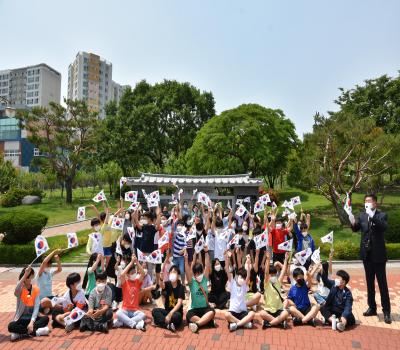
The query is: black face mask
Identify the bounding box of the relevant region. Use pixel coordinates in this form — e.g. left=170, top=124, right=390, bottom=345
left=297, top=278, right=305, bottom=286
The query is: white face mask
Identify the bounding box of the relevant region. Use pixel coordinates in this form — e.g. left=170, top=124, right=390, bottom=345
left=183, top=204, right=188, bottom=209
left=177, top=225, right=184, bottom=233
left=143, top=269, right=148, bottom=275
left=76, top=283, right=82, bottom=290
left=44, top=267, right=51, bottom=273
left=120, top=262, right=126, bottom=269
left=276, top=223, right=282, bottom=230
left=129, top=273, right=138, bottom=281
left=195, top=274, right=203, bottom=283
left=237, top=276, right=245, bottom=286
left=123, top=243, right=130, bottom=249
left=196, top=230, right=202, bottom=235
left=334, top=278, right=341, bottom=287
left=169, top=272, right=177, bottom=282
left=140, top=219, right=148, bottom=225
left=214, top=264, right=221, bottom=272
left=125, top=213, right=130, bottom=220
left=270, top=276, right=278, bottom=284
left=302, top=232, right=308, bottom=237
left=231, top=222, right=236, bottom=229
left=94, top=225, right=100, bottom=232
left=168, top=257, right=173, bottom=263
left=365, top=203, right=374, bottom=210
left=161, top=220, right=167, bottom=227
left=96, top=283, right=106, bottom=293
left=242, top=225, right=248, bottom=231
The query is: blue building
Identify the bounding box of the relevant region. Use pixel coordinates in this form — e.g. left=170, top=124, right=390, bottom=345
left=0, top=106, right=36, bottom=171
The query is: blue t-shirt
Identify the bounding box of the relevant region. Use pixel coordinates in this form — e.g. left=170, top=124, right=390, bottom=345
left=288, top=283, right=310, bottom=310
left=38, top=270, right=55, bottom=299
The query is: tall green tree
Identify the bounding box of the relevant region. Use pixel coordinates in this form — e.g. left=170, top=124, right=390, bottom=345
left=290, top=111, right=397, bottom=224
left=97, top=161, right=123, bottom=197
left=335, top=73, right=400, bottom=134
left=17, top=100, right=99, bottom=204
left=184, top=104, right=298, bottom=187
left=97, top=80, right=215, bottom=174
left=0, top=154, right=16, bottom=193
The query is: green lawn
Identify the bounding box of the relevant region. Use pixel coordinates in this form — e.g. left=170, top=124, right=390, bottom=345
left=0, top=188, right=121, bottom=226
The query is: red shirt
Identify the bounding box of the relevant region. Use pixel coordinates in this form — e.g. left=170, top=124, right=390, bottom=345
left=158, top=226, right=173, bottom=253
left=122, top=278, right=142, bottom=311
left=269, top=228, right=290, bottom=254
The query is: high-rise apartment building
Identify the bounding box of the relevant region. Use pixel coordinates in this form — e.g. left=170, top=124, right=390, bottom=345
left=0, top=63, right=61, bottom=108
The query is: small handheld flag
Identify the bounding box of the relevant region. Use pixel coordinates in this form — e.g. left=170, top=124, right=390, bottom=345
left=77, top=207, right=85, bottom=221
left=277, top=239, right=293, bottom=252
left=119, top=177, right=127, bottom=189
left=34, top=235, right=49, bottom=257
left=228, top=234, right=240, bottom=246
left=254, top=199, right=265, bottom=213
left=254, top=231, right=268, bottom=249
left=295, top=248, right=312, bottom=266
left=129, top=202, right=140, bottom=211
left=235, top=204, right=247, bottom=217
left=243, top=197, right=251, bottom=203
left=290, top=196, right=301, bottom=206
left=311, top=247, right=321, bottom=264
left=125, top=191, right=138, bottom=202
left=259, top=193, right=271, bottom=204
left=67, top=232, right=78, bottom=248
left=185, top=228, right=196, bottom=242
left=136, top=248, right=147, bottom=263
left=64, top=307, right=86, bottom=326
left=158, top=233, right=169, bottom=248
left=111, top=217, right=125, bottom=230
left=321, top=231, right=334, bottom=244
left=194, top=236, right=205, bottom=254
left=147, top=249, right=162, bottom=264
left=92, top=190, right=106, bottom=203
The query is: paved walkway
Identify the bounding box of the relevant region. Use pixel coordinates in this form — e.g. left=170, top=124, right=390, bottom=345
left=42, top=220, right=91, bottom=238
left=0, top=267, right=399, bottom=350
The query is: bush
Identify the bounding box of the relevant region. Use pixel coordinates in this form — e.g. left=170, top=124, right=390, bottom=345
left=386, top=210, right=400, bottom=243
left=0, top=209, right=48, bottom=244
left=320, top=241, right=400, bottom=260
left=0, top=243, right=36, bottom=264
left=28, top=188, right=45, bottom=199
left=1, top=188, right=29, bottom=207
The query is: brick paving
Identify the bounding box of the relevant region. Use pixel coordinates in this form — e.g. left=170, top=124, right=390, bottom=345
left=0, top=266, right=399, bottom=350
left=42, top=220, right=91, bottom=238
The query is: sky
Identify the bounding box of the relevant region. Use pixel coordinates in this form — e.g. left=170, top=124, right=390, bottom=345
left=1, top=0, right=399, bottom=137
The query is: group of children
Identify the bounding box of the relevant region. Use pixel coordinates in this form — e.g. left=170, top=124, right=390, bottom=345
left=8, top=198, right=356, bottom=341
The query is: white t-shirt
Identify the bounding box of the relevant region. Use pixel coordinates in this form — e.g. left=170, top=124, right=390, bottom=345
left=317, top=281, right=330, bottom=297
left=62, top=289, right=86, bottom=309
left=228, top=279, right=248, bottom=313
left=214, top=228, right=228, bottom=261
left=87, top=232, right=103, bottom=255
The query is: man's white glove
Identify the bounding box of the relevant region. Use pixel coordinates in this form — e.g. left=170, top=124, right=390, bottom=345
left=348, top=213, right=356, bottom=225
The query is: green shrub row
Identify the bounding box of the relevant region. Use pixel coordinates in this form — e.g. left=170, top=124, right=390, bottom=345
left=0, top=229, right=91, bottom=264
left=1, top=187, right=45, bottom=207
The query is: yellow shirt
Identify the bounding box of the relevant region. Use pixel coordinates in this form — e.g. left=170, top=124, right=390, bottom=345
left=264, top=280, right=283, bottom=313
left=101, top=220, right=112, bottom=248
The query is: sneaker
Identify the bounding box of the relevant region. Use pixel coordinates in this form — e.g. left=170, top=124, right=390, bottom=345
left=113, top=319, right=123, bottom=328
left=336, top=322, right=345, bottom=332
left=65, top=323, right=75, bottom=333
left=168, top=323, right=176, bottom=333
left=280, top=320, right=288, bottom=329
left=36, top=326, right=51, bottom=337
left=292, top=317, right=302, bottom=326
left=10, top=333, right=22, bottom=342
left=136, top=320, right=145, bottom=331
left=96, top=324, right=108, bottom=333
left=189, top=322, right=199, bottom=333
left=112, top=300, right=119, bottom=311
left=244, top=322, right=253, bottom=329
left=129, top=320, right=137, bottom=329
left=307, top=319, right=316, bottom=327
left=229, top=323, right=238, bottom=332
left=262, top=320, right=271, bottom=330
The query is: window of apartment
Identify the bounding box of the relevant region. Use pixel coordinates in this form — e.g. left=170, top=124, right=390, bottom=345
left=28, top=77, right=35, bottom=83
left=27, top=92, right=34, bottom=97
left=27, top=84, right=34, bottom=90
left=36, top=69, right=40, bottom=74
left=33, top=148, right=40, bottom=156
left=83, top=73, right=88, bottom=79
left=84, top=65, right=88, bottom=71
left=82, top=89, right=88, bottom=95
left=34, top=84, right=39, bottom=89
left=4, top=149, right=20, bottom=157
left=35, top=91, right=39, bottom=96
left=34, top=98, right=39, bottom=103
left=35, top=76, right=40, bottom=82
left=84, top=57, right=88, bottom=63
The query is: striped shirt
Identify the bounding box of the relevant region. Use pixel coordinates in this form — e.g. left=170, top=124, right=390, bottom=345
left=173, top=229, right=187, bottom=258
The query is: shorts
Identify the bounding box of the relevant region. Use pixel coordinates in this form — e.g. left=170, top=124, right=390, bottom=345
left=272, top=252, right=285, bottom=264
left=155, top=263, right=161, bottom=273
left=229, top=310, right=248, bottom=320
left=298, top=306, right=312, bottom=315
left=264, top=309, right=283, bottom=318
left=186, top=307, right=215, bottom=323
left=103, top=246, right=112, bottom=257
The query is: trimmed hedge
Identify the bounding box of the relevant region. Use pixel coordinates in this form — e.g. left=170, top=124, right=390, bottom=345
left=386, top=209, right=400, bottom=243
left=0, top=244, right=36, bottom=264
left=1, top=187, right=44, bottom=207
left=320, top=241, right=400, bottom=260
left=0, top=209, right=48, bottom=244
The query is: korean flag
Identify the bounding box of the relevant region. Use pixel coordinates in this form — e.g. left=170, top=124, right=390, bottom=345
left=64, top=307, right=85, bottom=326
left=34, top=235, right=49, bottom=257
left=92, top=190, right=106, bottom=203
left=125, top=191, right=138, bottom=203
left=67, top=232, right=78, bottom=248
left=111, top=217, right=125, bottom=231
left=77, top=207, right=85, bottom=221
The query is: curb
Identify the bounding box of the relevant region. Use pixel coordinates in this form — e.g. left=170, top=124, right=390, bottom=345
left=45, top=219, right=90, bottom=229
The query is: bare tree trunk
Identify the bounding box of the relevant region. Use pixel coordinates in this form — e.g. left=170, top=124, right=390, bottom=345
left=329, top=186, right=349, bottom=225
left=65, top=177, right=73, bottom=204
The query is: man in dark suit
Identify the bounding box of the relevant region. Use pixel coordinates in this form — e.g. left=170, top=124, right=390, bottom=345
left=348, top=194, right=391, bottom=324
